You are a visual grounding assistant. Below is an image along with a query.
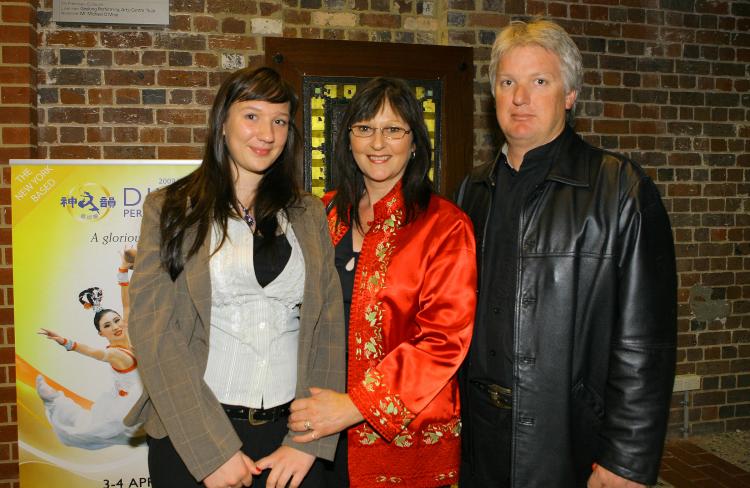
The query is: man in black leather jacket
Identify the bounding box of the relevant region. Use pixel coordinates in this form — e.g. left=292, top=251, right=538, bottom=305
left=457, top=19, right=677, bottom=488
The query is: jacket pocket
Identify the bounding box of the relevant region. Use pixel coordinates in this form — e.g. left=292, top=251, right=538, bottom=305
left=570, top=379, right=604, bottom=483
left=571, top=379, right=604, bottom=421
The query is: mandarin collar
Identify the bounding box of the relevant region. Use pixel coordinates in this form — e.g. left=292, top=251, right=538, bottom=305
left=519, top=127, right=567, bottom=166
left=371, top=180, right=404, bottom=223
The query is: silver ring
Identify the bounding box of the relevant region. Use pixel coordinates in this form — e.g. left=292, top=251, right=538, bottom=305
left=303, top=420, right=311, bottom=431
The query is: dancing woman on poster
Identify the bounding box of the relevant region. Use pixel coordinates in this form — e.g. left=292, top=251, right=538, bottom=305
left=36, top=250, right=143, bottom=450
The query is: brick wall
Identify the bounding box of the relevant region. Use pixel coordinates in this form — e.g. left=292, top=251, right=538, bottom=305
left=0, top=0, right=36, bottom=484
left=1, top=0, right=749, bottom=484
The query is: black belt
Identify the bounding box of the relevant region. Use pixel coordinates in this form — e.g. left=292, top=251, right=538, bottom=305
left=471, top=381, right=512, bottom=409
left=221, top=401, right=292, bottom=426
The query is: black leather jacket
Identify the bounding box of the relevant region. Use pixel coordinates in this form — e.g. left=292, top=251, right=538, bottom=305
left=457, top=126, right=677, bottom=487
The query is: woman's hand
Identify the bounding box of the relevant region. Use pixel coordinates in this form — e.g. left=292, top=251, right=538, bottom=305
left=255, top=446, right=315, bottom=488
left=37, top=328, right=66, bottom=346
left=288, top=387, right=364, bottom=442
left=203, top=451, right=259, bottom=488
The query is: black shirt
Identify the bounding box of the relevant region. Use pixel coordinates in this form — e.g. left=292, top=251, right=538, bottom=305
left=334, top=227, right=359, bottom=373
left=253, top=232, right=292, bottom=288
left=469, top=135, right=561, bottom=388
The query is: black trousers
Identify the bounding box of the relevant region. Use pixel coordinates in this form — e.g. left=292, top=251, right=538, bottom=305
left=148, top=414, right=324, bottom=488
left=459, top=384, right=512, bottom=488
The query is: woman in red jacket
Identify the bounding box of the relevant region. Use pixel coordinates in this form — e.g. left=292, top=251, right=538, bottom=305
left=289, top=77, right=476, bottom=487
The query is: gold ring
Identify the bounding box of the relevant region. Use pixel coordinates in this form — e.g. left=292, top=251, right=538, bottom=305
left=304, top=420, right=311, bottom=431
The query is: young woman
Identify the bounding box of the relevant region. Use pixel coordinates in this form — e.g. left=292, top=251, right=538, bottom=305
left=124, top=67, right=345, bottom=488
left=288, top=77, right=476, bottom=487
left=36, top=252, right=142, bottom=450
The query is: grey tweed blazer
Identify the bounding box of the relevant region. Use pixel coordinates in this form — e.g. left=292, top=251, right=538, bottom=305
left=124, top=190, right=346, bottom=481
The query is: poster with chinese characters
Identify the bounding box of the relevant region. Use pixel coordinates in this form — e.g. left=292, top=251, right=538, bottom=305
left=11, top=160, right=198, bottom=488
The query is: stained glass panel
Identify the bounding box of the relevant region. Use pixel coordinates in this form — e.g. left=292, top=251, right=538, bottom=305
left=302, top=76, right=442, bottom=197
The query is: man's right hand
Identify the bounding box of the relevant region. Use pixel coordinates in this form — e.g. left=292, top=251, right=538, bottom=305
left=203, top=451, right=259, bottom=488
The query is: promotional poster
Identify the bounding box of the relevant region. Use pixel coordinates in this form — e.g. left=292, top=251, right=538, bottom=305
left=11, top=160, right=198, bottom=488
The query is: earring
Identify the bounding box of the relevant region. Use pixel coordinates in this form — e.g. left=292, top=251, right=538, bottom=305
left=411, top=150, right=416, bottom=159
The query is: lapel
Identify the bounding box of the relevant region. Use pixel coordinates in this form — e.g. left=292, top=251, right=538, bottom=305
left=184, top=225, right=212, bottom=330
left=288, top=200, right=323, bottom=330
left=181, top=199, right=323, bottom=335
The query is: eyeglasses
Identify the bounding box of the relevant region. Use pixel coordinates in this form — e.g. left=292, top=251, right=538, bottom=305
left=349, top=125, right=412, bottom=140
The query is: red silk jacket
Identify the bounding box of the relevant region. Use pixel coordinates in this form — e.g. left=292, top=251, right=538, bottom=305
left=324, top=184, right=477, bottom=487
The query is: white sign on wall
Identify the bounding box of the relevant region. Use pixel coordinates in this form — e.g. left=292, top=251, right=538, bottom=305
left=52, top=0, right=169, bottom=25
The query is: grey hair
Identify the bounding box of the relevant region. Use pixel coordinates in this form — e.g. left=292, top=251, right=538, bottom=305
left=489, top=18, right=583, bottom=98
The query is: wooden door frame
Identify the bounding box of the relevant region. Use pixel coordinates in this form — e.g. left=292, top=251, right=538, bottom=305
left=265, top=37, right=473, bottom=197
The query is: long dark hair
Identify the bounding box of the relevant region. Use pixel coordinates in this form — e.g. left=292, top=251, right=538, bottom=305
left=159, top=67, right=301, bottom=280
left=332, top=77, right=433, bottom=231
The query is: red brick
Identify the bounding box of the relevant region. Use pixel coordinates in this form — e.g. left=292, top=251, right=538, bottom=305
left=1, top=128, right=32, bottom=145
left=0, top=24, right=33, bottom=44
left=0, top=86, right=32, bottom=104
left=103, top=108, right=153, bottom=124
left=170, top=14, right=191, bottom=31
left=631, top=121, right=666, bottom=134
left=48, top=107, right=99, bottom=124
left=100, top=32, right=152, bottom=49
left=88, top=88, right=113, bottom=105
left=113, top=127, right=139, bottom=143
left=0, top=309, right=11, bottom=327
left=0, top=107, right=31, bottom=125
left=195, top=53, right=218, bottom=68
left=207, top=35, right=255, bottom=50
left=60, top=88, right=85, bottom=104
left=115, top=88, right=140, bottom=104
left=86, top=127, right=112, bottom=143
left=49, top=145, right=101, bottom=159
left=45, top=31, right=97, bottom=47
left=158, top=145, right=204, bottom=159
left=622, top=24, right=659, bottom=40
left=102, top=145, right=156, bottom=159
left=157, top=70, right=207, bottom=87
left=1, top=45, right=33, bottom=64
left=167, top=127, right=191, bottom=143
left=221, top=17, right=246, bottom=33
left=2, top=4, right=35, bottom=24
left=283, top=10, right=310, bottom=24
left=206, top=0, right=258, bottom=14
left=260, top=2, right=282, bottom=15
left=172, top=0, right=206, bottom=12
left=157, top=109, right=206, bottom=125
left=140, top=127, right=164, bottom=143
left=37, top=126, right=57, bottom=144
left=60, top=126, right=84, bottom=143
left=114, top=50, right=139, bottom=66
left=300, top=27, right=321, bottom=39
left=449, top=30, right=476, bottom=45
left=0, top=67, right=31, bottom=84
left=104, top=70, right=155, bottom=86
left=468, top=13, right=508, bottom=27
left=142, top=50, right=167, bottom=66
left=360, top=13, right=400, bottom=28
left=593, top=119, right=629, bottom=134
left=194, top=16, right=219, bottom=32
